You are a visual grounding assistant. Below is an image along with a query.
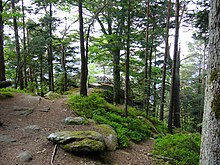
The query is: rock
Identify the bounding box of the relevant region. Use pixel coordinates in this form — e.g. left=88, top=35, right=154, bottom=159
left=0, top=134, right=16, bottom=143
left=18, top=151, right=32, bottom=162
left=48, top=131, right=105, bottom=152
left=95, top=124, right=118, bottom=151
left=39, top=107, right=50, bottom=112
left=44, top=91, right=62, bottom=100
left=13, top=107, right=33, bottom=116
left=24, top=125, right=40, bottom=133
left=64, top=116, right=88, bottom=125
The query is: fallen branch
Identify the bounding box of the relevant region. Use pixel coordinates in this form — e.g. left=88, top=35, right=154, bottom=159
left=50, top=144, right=57, bottom=165
left=147, top=153, right=174, bottom=161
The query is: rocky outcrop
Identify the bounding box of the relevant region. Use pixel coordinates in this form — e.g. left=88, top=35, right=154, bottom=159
left=48, top=131, right=106, bottom=152
left=64, top=116, right=97, bottom=125
left=64, top=116, right=88, bottom=125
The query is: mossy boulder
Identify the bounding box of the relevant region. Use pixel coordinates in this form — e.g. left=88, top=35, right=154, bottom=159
left=48, top=131, right=105, bottom=152
left=95, top=124, right=118, bottom=151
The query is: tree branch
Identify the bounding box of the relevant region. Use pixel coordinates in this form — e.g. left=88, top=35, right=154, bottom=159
left=2, top=0, right=10, bottom=9
left=50, top=144, right=57, bottom=165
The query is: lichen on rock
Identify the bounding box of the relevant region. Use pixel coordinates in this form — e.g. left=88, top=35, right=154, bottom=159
left=211, top=92, right=220, bottom=119
left=64, top=116, right=88, bottom=125
left=95, top=124, right=118, bottom=151
left=210, top=68, right=219, bottom=83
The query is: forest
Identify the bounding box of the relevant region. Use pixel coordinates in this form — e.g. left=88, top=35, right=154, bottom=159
left=0, top=0, right=219, bottom=164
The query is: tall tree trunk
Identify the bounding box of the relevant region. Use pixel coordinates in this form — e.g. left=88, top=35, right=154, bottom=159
left=48, top=2, right=54, bottom=91
left=200, top=0, right=220, bottom=163
left=173, top=49, right=181, bottom=128
left=79, top=0, right=87, bottom=96
left=153, top=50, right=157, bottom=117
left=113, top=49, right=121, bottom=104
left=199, top=44, right=207, bottom=133
left=147, top=18, right=155, bottom=116
left=144, top=0, right=150, bottom=116
left=61, top=44, right=67, bottom=92
left=12, top=0, right=24, bottom=90
left=197, top=55, right=202, bottom=132
left=40, top=54, right=43, bottom=96
left=0, top=0, right=5, bottom=81
left=22, top=0, right=27, bottom=88
left=26, top=27, right=34, bottom=92
left=160, top=0, right=171, bottom=121
left=168, top=0, right=179, bottom=133
left=125, top=0, right=131, bottom=117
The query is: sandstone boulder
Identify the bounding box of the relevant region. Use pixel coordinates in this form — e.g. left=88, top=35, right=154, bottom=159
left=95, top=124, right=118, bottom=151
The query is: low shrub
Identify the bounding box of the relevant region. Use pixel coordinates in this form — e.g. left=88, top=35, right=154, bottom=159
left=68, top=93, right=166, bottom=148
left=151, top=133, right=201, bottom=165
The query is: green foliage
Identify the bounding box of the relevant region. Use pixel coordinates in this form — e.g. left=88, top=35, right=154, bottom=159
left=68, top=93, right=166, bottom=148
left=0, top=88, right=32, bottom=95
left=0, top=91, right=14, bottom=98
left=148, top=116, right=168, bottom=135
left=68, top=93, right=107, bottom=118
left=151, top=133, right=201, bottom=165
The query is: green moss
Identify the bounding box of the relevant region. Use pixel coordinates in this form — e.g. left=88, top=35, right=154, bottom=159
left=210, top=69, right=219, bottom=83
left=61, top=138, right=105, bottom=152
left=211, top=93, right=220, bottom=119
left=95, top=124, right=117, bottom=136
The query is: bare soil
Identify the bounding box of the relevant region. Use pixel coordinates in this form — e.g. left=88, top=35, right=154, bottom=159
left=0, top=93, right=154, bottom=165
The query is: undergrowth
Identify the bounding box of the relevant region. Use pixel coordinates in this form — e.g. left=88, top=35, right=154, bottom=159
left=151, top=133, right=201, bottom=165
left=0, top=87, right=32, bottom=94
left=68, top=93, right=167, bottom=148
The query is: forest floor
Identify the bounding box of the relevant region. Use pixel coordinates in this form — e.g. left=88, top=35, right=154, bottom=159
left=0, top=93, right=154, bottom=165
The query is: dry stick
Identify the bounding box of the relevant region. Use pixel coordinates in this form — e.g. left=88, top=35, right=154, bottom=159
left=51, top=144, right=58, bottom=165
left=147, top=153, right=174, bottom=162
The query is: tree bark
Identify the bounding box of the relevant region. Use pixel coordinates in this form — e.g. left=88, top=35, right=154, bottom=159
left=147, top=17, right=155, bottom=116
left=0, top=0, right=5, bottom=81
left=168, top=0, right=179, bottom=133
left=48, top=2, right=54, bottom=91
left=22, top=0, right=27, bottom=88
left=112, top=49, right=121, bottom=104
left=144, top=0, right=150, bottom=116
left=173, top=49, right=181, bottom=128
left=200, top=0, right=220, bottom=164
left=153, top=50, right=157, bottom=117
left=160, top=0, right=171, bottom=121
left=125, top=0, right=131, bottom=117
left=61, top=44, right=67, bottom=92
left=79, top=0, right=87, bottom=96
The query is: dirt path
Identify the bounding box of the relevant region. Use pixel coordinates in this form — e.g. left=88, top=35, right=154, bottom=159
left=0, top=93, right=154, bottom=165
